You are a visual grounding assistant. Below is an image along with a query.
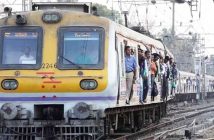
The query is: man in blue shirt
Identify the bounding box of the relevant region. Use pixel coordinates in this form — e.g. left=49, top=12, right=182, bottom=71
left=125, top=46, right=137, bottom=104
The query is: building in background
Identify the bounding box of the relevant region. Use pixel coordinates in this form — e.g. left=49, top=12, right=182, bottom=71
left=206, top=54, right=214, bottom=76
left=167, top=37, right=195, bottom=73
left=161, top=31, right=205, bottom=73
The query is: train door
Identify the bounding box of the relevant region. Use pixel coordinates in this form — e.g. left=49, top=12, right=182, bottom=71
left=115, top=34, right=141, bottom=105
left=126, top=43, right=140, bottom=104
left=115, top=34, right=127, bottom=105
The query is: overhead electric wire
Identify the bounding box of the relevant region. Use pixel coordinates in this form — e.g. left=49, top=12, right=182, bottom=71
left=134, top=2, right=141, bottom=26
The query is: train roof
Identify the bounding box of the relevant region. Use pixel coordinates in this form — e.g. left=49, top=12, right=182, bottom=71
left=0, top=9, right=173, bottom=57
left=114, top=24, right=164, bottom=49
left=106, top=17, right=173, bottom=57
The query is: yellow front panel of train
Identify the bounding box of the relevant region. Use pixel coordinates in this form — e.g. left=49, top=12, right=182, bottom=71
left=0, top=11, right=109, bottom=93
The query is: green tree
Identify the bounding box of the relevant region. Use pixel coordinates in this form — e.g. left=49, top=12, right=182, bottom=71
left=92, top=3, right=123, bottom=24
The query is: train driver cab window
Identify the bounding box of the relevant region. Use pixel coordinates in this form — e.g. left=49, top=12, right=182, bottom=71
left=58, top=27, right=104, bottom=69
left=0, top=27, right=43, bottom=69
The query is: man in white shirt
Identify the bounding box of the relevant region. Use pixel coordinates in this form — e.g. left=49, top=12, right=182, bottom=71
left=19, top=47, right=36, bottom=64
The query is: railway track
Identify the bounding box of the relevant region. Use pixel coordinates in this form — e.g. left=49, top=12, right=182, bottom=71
left=114, top=103, right=214, bottom=140
left=168, top=101, right=214, bottom=117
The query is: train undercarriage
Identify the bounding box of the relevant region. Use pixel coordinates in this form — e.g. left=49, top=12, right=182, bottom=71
left=0, top=102, right=166, bottom=140
left=105, top=102, right=167, bottom=139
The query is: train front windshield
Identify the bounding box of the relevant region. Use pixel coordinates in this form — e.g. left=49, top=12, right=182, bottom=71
left=58, top=27, right=104, bottom=69
left=2, top=32, right=37, bottom=65
left=0, top=27, right=43, bottom=69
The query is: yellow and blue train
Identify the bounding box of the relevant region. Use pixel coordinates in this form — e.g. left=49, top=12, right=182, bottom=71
left=0, top=3, right=208, bottom=140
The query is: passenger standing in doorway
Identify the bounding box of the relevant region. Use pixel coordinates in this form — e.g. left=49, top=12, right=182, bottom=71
left=138, top=48, right=144, bottom=68
left=125, top=46, right=137, bottom=104
left=162, top=56, right=170, bottom=101
left=142, top=50, right=150, bottom=103
left=171, top=62, right=178, bottom=96
left=151, top=53, right=159, bottom=101
left=169, top=57, right=173, bottom=66
left=138, top=48, right=145, bottom=103
left=159, top=55, right=165, bottom=100
left=168, top=57, right=174, bottom=97
left=186, top=77, right=192, bottom=92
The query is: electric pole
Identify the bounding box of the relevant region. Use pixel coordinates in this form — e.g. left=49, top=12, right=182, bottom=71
left=171, top=0, right=175, bottom=37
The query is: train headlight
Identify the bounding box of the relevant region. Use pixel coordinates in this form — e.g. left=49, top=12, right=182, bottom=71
left=42, top=12, right=62, bottom=23
left=1, top=79, right=18, bottom=90
left=80, top=79, right=98, bottom=90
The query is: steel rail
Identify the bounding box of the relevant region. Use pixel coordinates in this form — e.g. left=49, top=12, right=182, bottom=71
left=115, top=105, right=214, bottom=140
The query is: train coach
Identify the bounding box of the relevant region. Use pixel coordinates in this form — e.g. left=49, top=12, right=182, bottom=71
left=175, top=71, right=214, bottom=98
left=0, top=3, right=173, bottom=140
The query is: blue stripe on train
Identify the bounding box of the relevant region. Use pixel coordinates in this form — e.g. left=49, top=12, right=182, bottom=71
left=0, top=96, right=117, bottom=101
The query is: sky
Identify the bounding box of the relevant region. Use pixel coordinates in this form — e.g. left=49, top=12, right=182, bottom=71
left=78, top=0, right=214, bottom=55
left=1, top=0, right=214, bottom=55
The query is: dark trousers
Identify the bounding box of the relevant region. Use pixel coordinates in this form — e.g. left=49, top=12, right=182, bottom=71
left=162, top=74, right=168, bottom=100
left=143, top=78, right=149, bottom=101
left=151, top=75, right=155, bottom=101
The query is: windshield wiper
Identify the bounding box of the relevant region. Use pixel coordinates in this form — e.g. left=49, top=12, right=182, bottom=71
left=59, top=56, right=82, bottom=69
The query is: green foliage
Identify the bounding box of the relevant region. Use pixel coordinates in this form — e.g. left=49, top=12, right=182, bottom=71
left=92, top=3, right=123, bottom=24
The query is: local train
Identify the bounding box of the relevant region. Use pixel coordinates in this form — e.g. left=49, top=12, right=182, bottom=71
left=177, top=71, right=214, bottom=94
left=0, top=3, right=213, bottom=140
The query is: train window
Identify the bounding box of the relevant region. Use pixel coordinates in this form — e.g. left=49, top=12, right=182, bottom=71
left=0, top=27, right=43, bottom=69
left=58, top=27, right=104, bottom=69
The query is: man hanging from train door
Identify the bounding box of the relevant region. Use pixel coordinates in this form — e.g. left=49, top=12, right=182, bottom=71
left=124, top=46, right=137, bottom=105
left=142, top=50, right=150, bottom=103
left=171, top=62, right=178, bottom=96
left=151, top=53, right=160, bottom=101
left=138, top=47, right=145, bottom=103
left=162, top=56, right=170, bottom=101
left=159, top=55, right=165, bottom=101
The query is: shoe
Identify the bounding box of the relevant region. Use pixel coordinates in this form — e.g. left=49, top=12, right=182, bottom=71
left=139, top=101, right=144, bottom=104
left=126, top=100, right=130, bottom=105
